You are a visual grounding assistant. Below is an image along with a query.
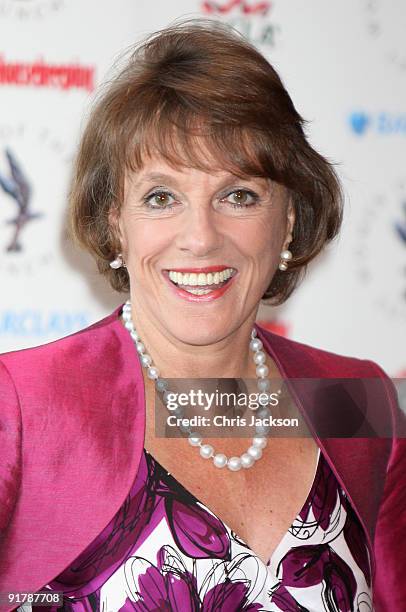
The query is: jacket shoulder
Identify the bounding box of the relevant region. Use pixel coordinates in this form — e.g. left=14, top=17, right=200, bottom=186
left=258, top=325, right=403, bottom=443
left=0, top=305, right=122, bottom=369
left=0, top=306, right=124, bottom=533
left=257, top=324, right=387, bottom=377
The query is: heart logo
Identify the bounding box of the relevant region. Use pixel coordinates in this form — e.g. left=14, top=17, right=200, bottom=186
left=349, top=112, right=370, bottom=135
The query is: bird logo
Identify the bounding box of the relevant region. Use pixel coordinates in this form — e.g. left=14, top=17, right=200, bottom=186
left=0, top=147, right=42, bottom=252
left=395, top=199, right=406, bottom=245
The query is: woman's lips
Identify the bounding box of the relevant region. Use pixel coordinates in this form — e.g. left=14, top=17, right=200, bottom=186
left=161, top=270, right=237, bottom=303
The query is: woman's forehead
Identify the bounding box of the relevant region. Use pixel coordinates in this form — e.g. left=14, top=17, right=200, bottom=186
left=125, top=160, right=273, bottom=191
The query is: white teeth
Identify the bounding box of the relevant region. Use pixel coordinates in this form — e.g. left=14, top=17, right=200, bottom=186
left=168, top=268, right=235, bottom=286
left=184, top=288, right=213, bottom=295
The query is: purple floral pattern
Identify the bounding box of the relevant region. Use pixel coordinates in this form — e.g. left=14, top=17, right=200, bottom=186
left=32, top=447, right=373, bottom=611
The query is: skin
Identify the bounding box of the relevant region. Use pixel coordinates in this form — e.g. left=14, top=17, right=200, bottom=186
left=109, top=149, right=320, bottom=566
left=111, top=151, right=295, bottom=379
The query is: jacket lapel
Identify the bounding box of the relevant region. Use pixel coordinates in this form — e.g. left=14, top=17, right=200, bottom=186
left=254, top=321, right=391, bottom=578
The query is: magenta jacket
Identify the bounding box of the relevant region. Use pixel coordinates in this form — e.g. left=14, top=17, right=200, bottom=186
left=0, top=303, right=404, bottom=611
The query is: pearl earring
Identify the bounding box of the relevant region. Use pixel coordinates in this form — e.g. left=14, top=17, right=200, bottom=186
left=278, top=249, right=292, bottom=271
left=109, top=253, right=124, bottom=269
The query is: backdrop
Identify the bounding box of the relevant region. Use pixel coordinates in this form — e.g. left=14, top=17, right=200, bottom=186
left=0, top=0, right=404, bottom=377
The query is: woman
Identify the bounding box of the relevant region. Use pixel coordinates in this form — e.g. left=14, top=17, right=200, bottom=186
left=0, top=17, right=404, bottom=612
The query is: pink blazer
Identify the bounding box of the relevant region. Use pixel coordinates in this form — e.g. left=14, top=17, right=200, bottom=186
left=0, top=303, right=404, bottom=612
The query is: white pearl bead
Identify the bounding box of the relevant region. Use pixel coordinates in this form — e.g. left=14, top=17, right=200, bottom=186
left=247, top=446, right=263, bottom=460
left=156, top=378, right=168, bottom=392
left=240, top=453, right=254, bottom=468
left=255, top=424, right=270, bottom=435
left=250, top=338, right=263, bottom=352
left=162, top=390, right=173, bottom=405
left=130, top=330, right=139, bottom=342
left=173, top=406, right=184, bottom=417
left=251, top=328, right=257, bottom=339
left=124, top=320, right=134, bottom=331
left=147, top=366, right=160, bottom=379
left=141, top=354, right=152, bottom=367
left=258, top=394, right=270, bottom=406
left=257, top=378, right=271, bottom=392
left=200, top=444, right=214, bottom=459
left=281, top=249, right=292, bottom=260
left=256, top=364, right=269, bottom=378
left=179, top=422, right=192, bottom=434
left=256, top=407, right=271, bottom=418
left=122, top=310, right=132, bottom=322
left=188, top=434, right=202, bottom=446
left=135, top=341, right=145, bottom=353
left=213, top=453, right=227, bottom=468
left=227, top=456, right=242, bottom=471
left=253, top=350, right=266, bottom=365
left=252, top=437, right=268, bottom=449
left=279, top=261, right=288, bottom=271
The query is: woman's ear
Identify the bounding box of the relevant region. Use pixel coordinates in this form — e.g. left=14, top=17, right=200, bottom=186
left=285, top=197, right=295, bottom=245
left=108, top=203, right=125, bottom=250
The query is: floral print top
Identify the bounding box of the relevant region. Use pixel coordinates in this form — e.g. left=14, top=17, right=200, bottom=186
left=30, top=445, right=373, bottom=612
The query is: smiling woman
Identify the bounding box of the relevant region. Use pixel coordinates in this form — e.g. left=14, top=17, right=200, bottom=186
left=68, top=17, right=343, bottom=307
left=0, top=16, right=405, bottom=612
left=109, top=157, right=296, bottom=338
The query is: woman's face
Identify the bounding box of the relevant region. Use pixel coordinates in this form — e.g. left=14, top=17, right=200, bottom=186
left=114, top=152, right=295, bottom=345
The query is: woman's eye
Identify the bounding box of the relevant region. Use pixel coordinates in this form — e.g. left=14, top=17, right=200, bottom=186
left=221, top=189, right=259, bottom=208
left=142, top=188, right=260, bottom=211
left=143, top=190, right=177, bottom=209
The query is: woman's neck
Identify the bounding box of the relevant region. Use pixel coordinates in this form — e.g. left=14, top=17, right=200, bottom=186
left=119, top=313, right=261, bottom=379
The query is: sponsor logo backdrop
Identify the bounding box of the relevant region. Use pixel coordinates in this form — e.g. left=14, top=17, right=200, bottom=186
left=0, top=0, right=405, bottom=376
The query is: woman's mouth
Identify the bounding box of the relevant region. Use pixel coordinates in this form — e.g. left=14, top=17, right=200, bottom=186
left=161, top=267, right=238, bottom=302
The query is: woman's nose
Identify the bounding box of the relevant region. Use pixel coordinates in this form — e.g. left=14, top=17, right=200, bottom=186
left=174, top=204, right=224, bottom=257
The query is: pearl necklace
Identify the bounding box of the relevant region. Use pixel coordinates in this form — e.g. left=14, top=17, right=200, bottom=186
left=122, top=299, right=280, bottom=472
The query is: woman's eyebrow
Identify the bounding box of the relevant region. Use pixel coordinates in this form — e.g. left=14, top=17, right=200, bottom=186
left=132, top=171, right=258, bottom=191
left=132, top=172, right=179, bottom=190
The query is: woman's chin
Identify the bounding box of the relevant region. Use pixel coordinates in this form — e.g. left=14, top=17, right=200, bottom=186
left=163, top=321, right=234, bottom=347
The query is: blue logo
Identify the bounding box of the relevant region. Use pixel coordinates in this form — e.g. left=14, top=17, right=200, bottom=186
left=349, top=111, right=406, bottom=136
left=349, top=112, right=370, bottom=135
left=0, top=310, right=89, bottom=338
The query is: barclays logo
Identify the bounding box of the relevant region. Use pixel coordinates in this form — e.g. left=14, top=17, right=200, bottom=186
left=0, top=310, right=89, bottom=337
left=349, top=111, right=406, bottom=136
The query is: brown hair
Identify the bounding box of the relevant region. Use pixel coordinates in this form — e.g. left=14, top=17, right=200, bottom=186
left=68, top=16, right=343, bottom=305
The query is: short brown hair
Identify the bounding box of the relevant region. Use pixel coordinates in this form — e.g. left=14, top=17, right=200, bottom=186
left=68, top=17, right=343, bottom=305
